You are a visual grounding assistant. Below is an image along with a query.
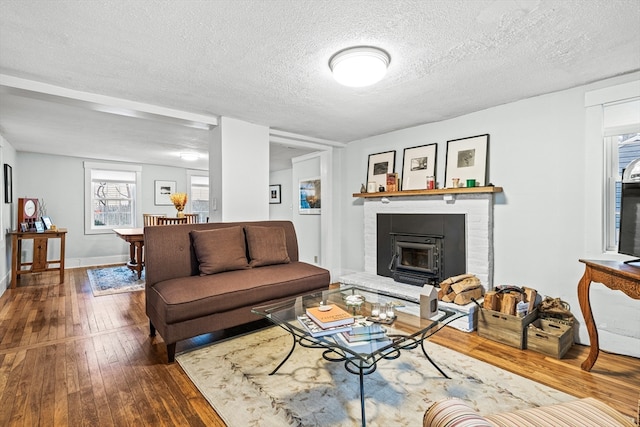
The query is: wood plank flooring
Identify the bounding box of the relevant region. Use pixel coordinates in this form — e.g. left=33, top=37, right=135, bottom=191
left=0, top=268, right=638, bottom=426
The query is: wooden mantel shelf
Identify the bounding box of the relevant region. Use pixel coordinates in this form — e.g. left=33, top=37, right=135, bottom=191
left=353, top=186, right=503, bottom=198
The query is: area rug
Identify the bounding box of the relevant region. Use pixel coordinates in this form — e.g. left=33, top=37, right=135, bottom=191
left=176, top=326, right=574, bottom=427
left=87, top=265, right=145, bottom=296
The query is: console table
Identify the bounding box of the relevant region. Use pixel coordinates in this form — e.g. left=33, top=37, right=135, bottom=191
left=577, top=259, right=640, bottom=371
left=10, top=229, right=67, bottom=289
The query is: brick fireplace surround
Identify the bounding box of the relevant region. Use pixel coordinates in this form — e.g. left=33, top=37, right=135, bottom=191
left=340, top=193, right=495, bottom=306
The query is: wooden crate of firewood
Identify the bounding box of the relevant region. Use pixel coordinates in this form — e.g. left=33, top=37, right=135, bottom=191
left=527, top=317, right=574, bottom=358
left=478, top=307, right=538, bottom=349
left=477, top=285, right=539, bottom=349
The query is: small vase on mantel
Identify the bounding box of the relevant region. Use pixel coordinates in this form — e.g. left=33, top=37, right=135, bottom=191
left=176, top=208, right=185, bottom=218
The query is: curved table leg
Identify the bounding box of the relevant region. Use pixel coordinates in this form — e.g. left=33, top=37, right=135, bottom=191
left=269, top=332, right=297, bottom=375
left=577, top=266, right=598, bottom=371
left=420, top=338, right=450, bottom=379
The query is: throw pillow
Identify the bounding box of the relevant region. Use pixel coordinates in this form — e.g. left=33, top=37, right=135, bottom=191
left=245, top=225, right=291, bottom=267
left=190, top=226, right=250, bottom=275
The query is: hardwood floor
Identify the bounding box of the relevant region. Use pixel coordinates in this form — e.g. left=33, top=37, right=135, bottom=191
left=1, top=268, right=638, bottom=426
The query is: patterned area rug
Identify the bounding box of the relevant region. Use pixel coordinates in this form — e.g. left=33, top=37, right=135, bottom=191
left=87, top=265, right=145, bottom=296
left=176, top=326, right=574, bottom=427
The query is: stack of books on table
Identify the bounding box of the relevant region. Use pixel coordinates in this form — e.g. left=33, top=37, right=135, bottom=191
left=297, top=304, right=355, bottom=337
left=334, top=317, right=393, bottom=353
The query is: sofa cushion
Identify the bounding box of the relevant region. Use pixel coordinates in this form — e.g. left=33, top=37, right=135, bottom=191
left=148, top=262, right=329, bottom=324
left=190, top=226, right=250, bottom=275
left=245, top=225, right=291, bottom=267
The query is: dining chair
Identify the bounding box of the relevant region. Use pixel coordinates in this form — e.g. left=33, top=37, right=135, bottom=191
left=184, top=213, right=199, bottom=224
left=157, top=217, right=188, bottom=225
left=143, top=213, right=166, bottom=226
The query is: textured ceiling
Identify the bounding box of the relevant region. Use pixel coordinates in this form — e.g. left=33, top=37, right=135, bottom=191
left=0, top=0, right=639, bottom=170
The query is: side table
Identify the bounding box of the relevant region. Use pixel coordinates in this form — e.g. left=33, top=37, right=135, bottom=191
left=577, top=259, right=640, bottom=371
left=9, top=229, right=67, bottom=288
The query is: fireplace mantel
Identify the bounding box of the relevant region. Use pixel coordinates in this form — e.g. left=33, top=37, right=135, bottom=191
left=353, top=186, right=502, bottom=198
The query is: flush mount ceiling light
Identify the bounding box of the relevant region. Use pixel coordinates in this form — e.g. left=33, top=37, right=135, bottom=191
left=329, top=46, right=390, bottom=87
left=180, top=153, right=199, bottom=161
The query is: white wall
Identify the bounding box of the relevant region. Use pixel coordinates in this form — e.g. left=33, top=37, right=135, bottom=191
left=0, top=135, right=17, bottom=295
left=212, top=116, right=270, bottom=222
left=13, top=152, right=199, bottom=268
left=269, top=168, right=293, bottom=220
left=338, top=72, right=640, bottom=357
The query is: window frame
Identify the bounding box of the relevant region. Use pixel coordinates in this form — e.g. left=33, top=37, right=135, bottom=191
left=186, top=169, right=209, bottom=223
left=84, top=161, right=142, bottom=235
left=584, top=80, right=640, bottom=259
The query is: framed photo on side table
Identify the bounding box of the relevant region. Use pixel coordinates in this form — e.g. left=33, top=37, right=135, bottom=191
left=444, top=134, right=489, bottom=188
left=366, top=150, right=395, bottom=191
left=154, top=180, right=176, bottom=205
left=401, top=143, right=437, bottom=190
left=269, top=184, right=281, bottom=204
left=41, top=216, right=53, bottom=230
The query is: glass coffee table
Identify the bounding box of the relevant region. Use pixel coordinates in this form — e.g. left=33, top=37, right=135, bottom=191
left=252, top=285, right=464, bottom=427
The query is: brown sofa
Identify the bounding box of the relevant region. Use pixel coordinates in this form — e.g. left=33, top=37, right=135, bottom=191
left=423, top=397, right=636, bottom=426
left=144, top=220, right=330, bottom=362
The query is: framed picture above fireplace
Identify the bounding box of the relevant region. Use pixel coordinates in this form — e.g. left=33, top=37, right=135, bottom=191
left=401, top=143, right=437, bottom=190
left=366, top=150, right=396, bottom=191
left=445, top=134, right=489, bottom=188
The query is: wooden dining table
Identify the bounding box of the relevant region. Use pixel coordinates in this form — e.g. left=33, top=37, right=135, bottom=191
left=113, top=228, right=145, bottom=279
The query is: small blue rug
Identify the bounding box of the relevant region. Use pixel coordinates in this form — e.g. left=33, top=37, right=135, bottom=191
left=87, top=265, right=145, bottom=296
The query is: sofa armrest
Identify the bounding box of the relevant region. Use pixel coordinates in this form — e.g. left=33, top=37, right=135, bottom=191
left=423, top=398, right=493, bottom=427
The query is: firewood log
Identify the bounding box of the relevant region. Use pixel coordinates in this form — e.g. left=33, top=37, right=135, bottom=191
left=453, top=286, right=483, bottom=305
left=483, top=291, right=499, bottom=311
left=438, top=282, right=452, bottom=300
left=440, top=273, right=475, bottom=286
left=501, top=294, right=517, bottom=315
left=441, top=291, right=456, bottom=303
left=451, top=276, right=481, bottom=294
left=523, top=287, right=537, bottom=312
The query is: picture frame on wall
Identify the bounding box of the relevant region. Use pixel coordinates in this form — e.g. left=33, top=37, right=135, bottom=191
left=401, top=143, right=438, bottom=190
left=366, top=150, right=396, bottom=191
left=4, top=164, right=12, bottom=204
left=299, top=177, right=321, bottom=214
left=444, top=134, right=489, bottom=188
left=154, top=180, right=176, bottom=205
left=269, top=184, right=281, bottom=204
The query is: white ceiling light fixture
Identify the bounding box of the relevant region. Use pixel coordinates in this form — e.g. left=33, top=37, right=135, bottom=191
left=329, top=46, right=390, bottom=87
left=180, top=152, right=199, bottom=161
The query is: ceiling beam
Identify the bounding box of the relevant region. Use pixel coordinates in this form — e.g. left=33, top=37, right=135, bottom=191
left=0, top=74, right=218, bottom=130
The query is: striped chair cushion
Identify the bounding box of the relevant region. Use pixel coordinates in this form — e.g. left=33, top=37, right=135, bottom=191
left=424, top=397, right=635, bottom=427
left=485, top=397, right=636, bottom=427
left=423, top=398, right=493, bottom=427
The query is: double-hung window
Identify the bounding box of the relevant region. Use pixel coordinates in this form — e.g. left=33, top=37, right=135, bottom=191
left=84, top=162, right=142, bottom=234
left=603, top=100, right=640, bottom=251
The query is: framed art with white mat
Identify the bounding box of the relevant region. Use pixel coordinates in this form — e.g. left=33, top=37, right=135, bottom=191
left=366, top=150, right=395, bottom=191
left=401, top=143, right=437, bottom=190
left=445, top=134, right=489, bottom=188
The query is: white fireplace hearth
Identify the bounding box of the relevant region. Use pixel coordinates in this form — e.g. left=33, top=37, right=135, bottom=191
left=340, top=192, right=495, bottom=293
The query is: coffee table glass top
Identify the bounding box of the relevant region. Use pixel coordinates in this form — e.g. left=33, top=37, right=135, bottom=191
left=252, top=285, right=463, bottom=359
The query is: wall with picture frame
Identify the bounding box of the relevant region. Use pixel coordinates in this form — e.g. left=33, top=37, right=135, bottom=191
left=340, top=72, right=640, bottom=359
